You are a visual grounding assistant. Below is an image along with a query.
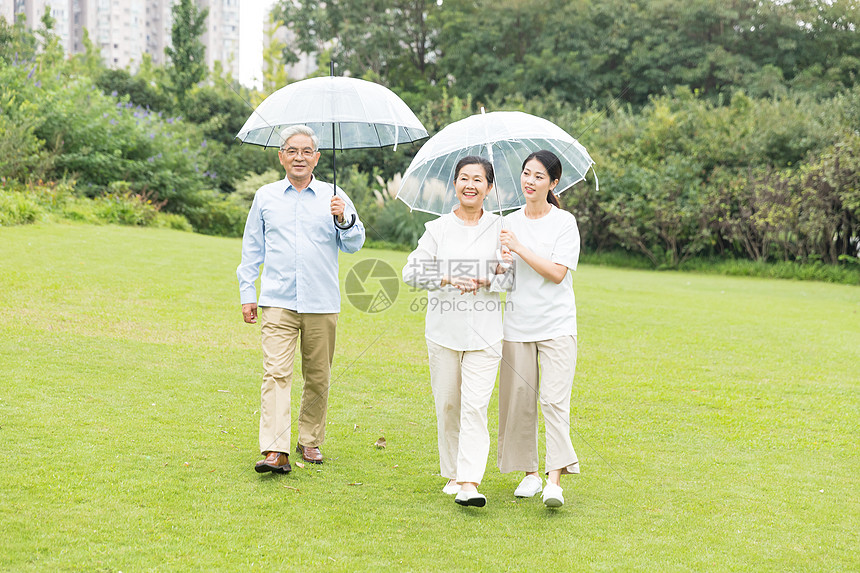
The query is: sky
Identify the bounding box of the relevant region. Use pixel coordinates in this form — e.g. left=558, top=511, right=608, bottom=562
left=238, top=0, right=279, bottom=89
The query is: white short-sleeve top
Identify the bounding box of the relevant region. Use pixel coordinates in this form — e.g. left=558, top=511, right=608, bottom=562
left=503, top=205, right=580, bottom=342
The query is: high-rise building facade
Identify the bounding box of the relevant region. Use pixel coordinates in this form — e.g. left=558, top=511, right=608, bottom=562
left=264, top=10, right=316, bottom=82
left=2, top=0, right=70, bottom=50
left=0, top=2, right=14, bottom=23
left=2, top=0, right=238, bottom=76
left=199, top=0, right=239, bottom=77
left=144, top=0, right=173, bottom=67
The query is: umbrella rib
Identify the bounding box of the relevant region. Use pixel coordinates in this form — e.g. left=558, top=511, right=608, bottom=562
left=264, top=126, right=277, bottom=148
left=372, top=122, right=385, bottom=148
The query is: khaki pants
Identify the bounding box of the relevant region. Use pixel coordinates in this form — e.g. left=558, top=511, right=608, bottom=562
left=426, top=339, right=502, bottom=484
left=497, top=336, right=580, bottom=475
left=259, top=307, right=338, bottom=454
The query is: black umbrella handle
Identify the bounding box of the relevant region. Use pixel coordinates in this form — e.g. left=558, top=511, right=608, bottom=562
left=334, top=213, right=356, bottom=230
left=331, top=159, right=356, bottom=230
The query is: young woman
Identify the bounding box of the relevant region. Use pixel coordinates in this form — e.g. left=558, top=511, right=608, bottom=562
left=497, top=150, right=581, bottom=508
left=402, top=156, right=511, bottom=507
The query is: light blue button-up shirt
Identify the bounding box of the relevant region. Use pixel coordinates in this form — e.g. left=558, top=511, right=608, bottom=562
left=237, top=175, right=365, bottom=313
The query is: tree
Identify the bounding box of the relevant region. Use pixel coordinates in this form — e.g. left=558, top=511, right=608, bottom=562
left=0, top=14, right=39, bottom=64
left=261, top=12, right=289, bottom=96
left=96, top=68, right=172, bottom=112
left=165, top=0, right=208, bottom=110
left=273, top=0, right=441, bottom=104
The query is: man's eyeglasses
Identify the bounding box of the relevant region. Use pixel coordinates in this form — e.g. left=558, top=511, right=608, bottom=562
left=280, top=147, right=317, bottom=158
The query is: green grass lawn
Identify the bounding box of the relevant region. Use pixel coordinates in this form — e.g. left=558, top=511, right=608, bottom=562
left=1, top=223, right=858, bottom=572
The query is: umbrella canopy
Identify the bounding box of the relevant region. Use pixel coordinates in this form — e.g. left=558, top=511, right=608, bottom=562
left=396, top=111, right=596, bottom=215
left=236, top=73, right=428, bottom=229
left=236, top=76, right=429, bottom=150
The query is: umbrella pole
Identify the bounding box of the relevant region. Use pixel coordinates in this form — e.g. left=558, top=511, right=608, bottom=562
left=493, top=168, right=511, bottom=268
left=485, top=136, right=510, bottom=269
left=330, top=59, right=356, bottom=230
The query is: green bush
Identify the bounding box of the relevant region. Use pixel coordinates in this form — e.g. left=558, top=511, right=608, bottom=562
left=232, top=168, right=282, bottom=210
left=183, top=189, right=248, bottom=237
left=60, top=200, right=103, bottom=224
left=151, top=212, right=194, bottom=232
left=0, top=179, right=194, bottom=231
left=545, top=87, right=860, bottom=269
left=0, top=190, right=43, bottom=225
left=680, top=257, right=860, bottom=286
left=0, top=57, right=212, bottom=218
left=93, top=194, right=157, bottom=226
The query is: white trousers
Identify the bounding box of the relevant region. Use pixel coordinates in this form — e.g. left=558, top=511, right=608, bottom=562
left=426, top=339, right=502, bottom=484
left=497, top=336, right=580, bottom=475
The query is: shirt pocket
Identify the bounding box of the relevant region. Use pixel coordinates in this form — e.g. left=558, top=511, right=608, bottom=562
left=307, top=212, right=337, bottom=243
left=531, top=239, right=555, bottom=260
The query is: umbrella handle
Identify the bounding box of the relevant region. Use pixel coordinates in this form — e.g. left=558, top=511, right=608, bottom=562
left=334, top=213, right=356, bottom=230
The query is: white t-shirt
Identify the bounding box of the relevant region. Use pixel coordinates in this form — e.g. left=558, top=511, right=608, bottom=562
left=502, top=206, right=580, bottom=342
left=402, top=210, right=504, bottom=351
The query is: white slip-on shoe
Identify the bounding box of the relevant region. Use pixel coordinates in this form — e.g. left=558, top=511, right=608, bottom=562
left=542, top=482, right=564, bottom=508
left=454, top=490, right=487, bottom=507
left=442, top=482, right=461, bottom=495
left=514, top=475, right=543, bottom=498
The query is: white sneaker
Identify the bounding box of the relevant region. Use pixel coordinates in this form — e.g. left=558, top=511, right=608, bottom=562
left=442, top=481, right=461, bottom=495
left=542, top=482, right=564, bottom=507
left=514, top=475, right=543, bottom=498
left=454, top=490, right=487, bottom=507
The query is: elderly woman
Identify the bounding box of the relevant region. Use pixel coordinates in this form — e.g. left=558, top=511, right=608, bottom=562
left=497, top=149, right=581, bottom=508
left=402, top=156, right=510, bottom=507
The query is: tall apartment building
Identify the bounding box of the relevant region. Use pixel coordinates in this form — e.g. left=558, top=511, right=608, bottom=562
left=264, top=11, right=316, bottom=81
left=1, top=0, right=238, bottom=77
left=0, top=2, right=12, bottom=22
left=200, top=0, right=238, bottom=76
left=1, top=0, right=71, bottom=50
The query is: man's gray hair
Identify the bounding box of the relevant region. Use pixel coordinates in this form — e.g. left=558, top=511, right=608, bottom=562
left=279, top=125, right=320, bottom=150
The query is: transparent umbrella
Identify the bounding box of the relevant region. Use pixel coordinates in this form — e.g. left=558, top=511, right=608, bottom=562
left=396, top=110, right=597, bottom=216
left=236, top=68, right=429, bottom=228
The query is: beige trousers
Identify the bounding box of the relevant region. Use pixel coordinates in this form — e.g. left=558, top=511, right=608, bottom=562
left=426, top=339, right=502, bottom=484
left=259, top=307, right=338, bottom=454
left=497, top=336, right=580, bottom=475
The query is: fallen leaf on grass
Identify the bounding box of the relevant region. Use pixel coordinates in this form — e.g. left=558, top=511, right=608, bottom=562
left=348, top=482, right=363, bottom=486
left=295, top=461, right=305, bottom=469
left=184, top=462, right=190, bottom=467
left=374, top=437, right=386, bottom=448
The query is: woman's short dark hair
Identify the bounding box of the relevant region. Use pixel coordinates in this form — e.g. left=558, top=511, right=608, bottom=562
left=522, top=150, right=562, bottom=207
left=454, top=155, right=495, bottom=186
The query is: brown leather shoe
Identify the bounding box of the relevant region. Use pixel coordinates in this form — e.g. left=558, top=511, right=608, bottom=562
left=254, top=451, right=291, bottom=474
left=296, top=443, right=323, bottom=464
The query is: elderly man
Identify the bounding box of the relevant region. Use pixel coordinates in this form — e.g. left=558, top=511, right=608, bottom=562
left=237, top=125, right=365, bottom=474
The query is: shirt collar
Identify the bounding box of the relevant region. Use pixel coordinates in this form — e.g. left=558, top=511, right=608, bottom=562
left=285, top=174, right=319, bottom=195
left=451, top=206, right=498, bottom=226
